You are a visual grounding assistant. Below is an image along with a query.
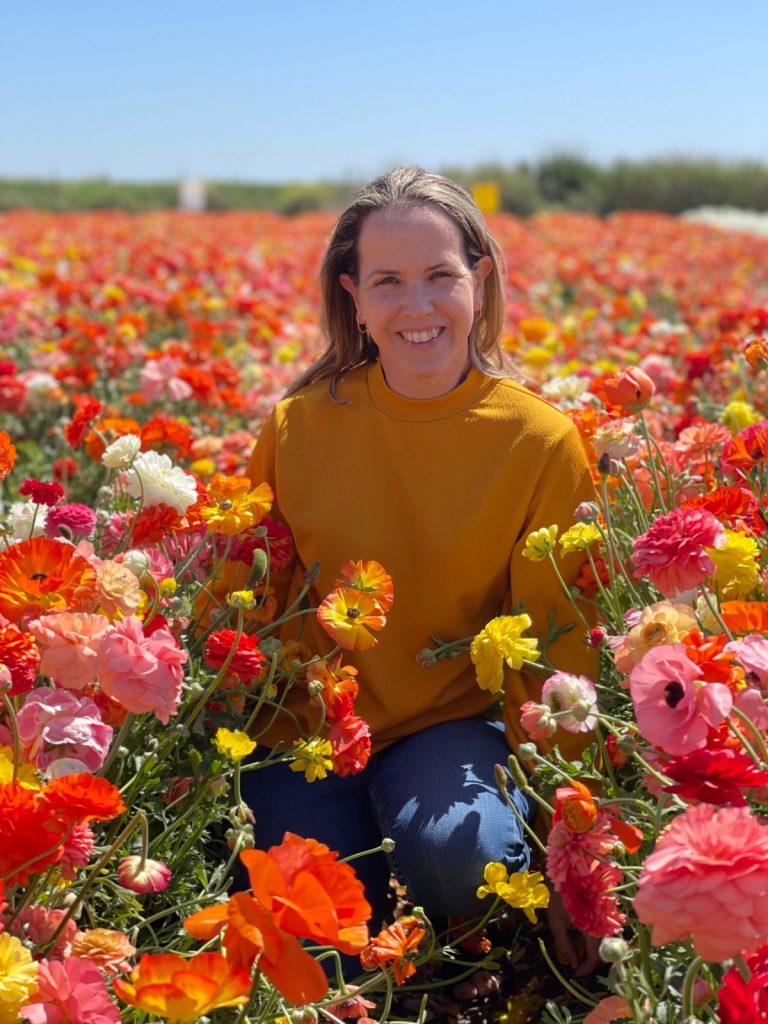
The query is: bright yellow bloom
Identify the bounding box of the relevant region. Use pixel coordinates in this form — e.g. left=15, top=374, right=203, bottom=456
left=0, top=933, right=39, bottom=1018
left=214, top=728, right=257, bottom=763
left=201, top=476, right=273, bottom=536
left=476, top=863, right=550, bottom=924
left=559, top=522, right=602, bottom=555
left=159, top=577, right=177, bottom=596
left=707, top=529, right=760, bottom=599
left=522, top=346, right=553, bottom=368
left=722, top=399, right=760, bottom=433
left=0, top=747, right=40, bottom=789
left=522, top=525, right=558, bottom=562
left=289, top=739, right=334, bottom=783
left=337, top=559, right=394, bottom=613
left=228, top=589, right=255, bottom=608
left=317, top=587, right=387, bottom=651
left=470, top=615, right=540, bottom=694
left=190, top=457, right=217, bottom=478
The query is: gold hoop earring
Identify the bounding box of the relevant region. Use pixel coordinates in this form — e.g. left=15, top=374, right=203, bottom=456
left=473, top=307, right=483, bottom=322
left=356, top=321, right=367, bottom=334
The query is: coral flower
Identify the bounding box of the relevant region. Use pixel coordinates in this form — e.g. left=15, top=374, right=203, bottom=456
left=28, top=612, right=110, bottom=690
left=63, top=395, right=103, bottom=449
left=634, top=803, right=768, bottom=960
left=204, top=629, right=266, bottom=680
left=22, top=956, right=121, bottom=1023
left=631, top=506, right=726, bottom=598
left=629, top=644, right=732, bottom=755
left=559, top=861, right=626, bottom=938
left=0, top=537, right=98, bottom=625
left=43, top=772, right=126, bottom=822
left=307, top=655, right=360, bottom=719
left=583, top=995, right=632, bottom=1024
left=360, top=915, right=426, bottom=984
left=328, top=713, right=372, bottom=777
left=336, top=559, right=394, bottom=613
left=113, top=952, right=251, bottom=1020
left=595, top=366, right=655, bottom=411
left=317, top=587, right=387, bottom=651
left=200, top=475, right=272, bottom=535
left=470, top=614, right=540, bottom=693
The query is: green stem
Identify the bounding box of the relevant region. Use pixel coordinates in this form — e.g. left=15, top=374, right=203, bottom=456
left=97, top=713, right=135, bottom=778
left=536, top=938, right=597, bottom=1008
left=545, top=551, right=592, bottom=635
left=637, top=410, right=669, bottom=513
left=681, top=955, right=704, bottom=1019
left=1, top=694, right=21, bottom=781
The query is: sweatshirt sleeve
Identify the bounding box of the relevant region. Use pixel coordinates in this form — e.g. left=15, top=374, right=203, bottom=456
left=503, top=423, right=599, bottom=762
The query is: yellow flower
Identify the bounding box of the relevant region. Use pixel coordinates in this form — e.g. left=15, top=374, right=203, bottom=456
left=316, top=587, right=387, bottom=651
left=722, top=399, right=760, bottom=433
left=707, top=529, right=760, bottom=599
left=559, top=522, right=602, bottom=555
left=0, top=747, right=40, bottom=789
left=0, top=932, right=39, bottom=1018
left=214, top=728, right=257, bottom=763
left=190, top=457, right=216, bottom=477
left=159, top=577, right=177, bottom=597
left=201, top=476, right=273, bottom=536
left=228, top=590, right=255, bottom=609
left=289, top=739, right=334, bottom=783
left=476, top=863, right=549, bottom=924
left=522, top=525, right=558, bottom=562
left=470, top=615, right=540, bottom=694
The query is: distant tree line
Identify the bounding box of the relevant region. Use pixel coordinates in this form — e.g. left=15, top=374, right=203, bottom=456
left=2, top=156, right=768, bottom=215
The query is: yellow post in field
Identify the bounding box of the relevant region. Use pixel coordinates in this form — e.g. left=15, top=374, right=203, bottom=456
left=472, top=181, right=500, bottom=215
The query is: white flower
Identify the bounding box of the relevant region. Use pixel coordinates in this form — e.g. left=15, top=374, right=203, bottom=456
left=102, top=433, right=142, bottom=469
left=121, top=549, right=151, bottom=578
left=593, top=419, right=642, bottom=460
left=6, top=501, right=48, bottom=539
left=541, top=671, right=599, bottom=733
left=126, top=450, right=197, bottom=514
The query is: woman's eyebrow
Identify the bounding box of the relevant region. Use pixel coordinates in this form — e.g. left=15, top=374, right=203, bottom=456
left=364, top=261, right=452, bottom=282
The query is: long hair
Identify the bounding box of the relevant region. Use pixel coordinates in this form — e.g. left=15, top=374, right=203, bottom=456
left=285, top=166, right=508, bottom=399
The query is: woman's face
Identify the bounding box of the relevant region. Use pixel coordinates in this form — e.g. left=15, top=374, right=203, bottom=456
left=340, top=204, right=492, bottom=399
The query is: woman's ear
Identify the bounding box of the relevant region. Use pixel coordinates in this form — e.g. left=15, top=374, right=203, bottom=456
left=339, top=273, right=359, bottom=312
left=472, top=255, right=493, bottom=307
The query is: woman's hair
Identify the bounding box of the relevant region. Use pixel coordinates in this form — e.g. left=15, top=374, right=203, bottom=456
left=285, top=165, right=508, bottom=399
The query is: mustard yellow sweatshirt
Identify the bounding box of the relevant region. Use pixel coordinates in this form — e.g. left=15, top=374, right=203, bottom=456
left=237, top=362, right=597, bottom=758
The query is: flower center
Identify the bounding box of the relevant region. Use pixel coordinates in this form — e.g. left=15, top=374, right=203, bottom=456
left=664, top=681, right=685, bottom=708
left=218, top=501, right=234, bottom=510
left=347, top=608, right=360, bottom=620
left=31, top=573, right=47, bottom=581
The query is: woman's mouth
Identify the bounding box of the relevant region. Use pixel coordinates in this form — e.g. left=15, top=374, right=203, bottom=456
left=398, top=327, right=444, bottom=345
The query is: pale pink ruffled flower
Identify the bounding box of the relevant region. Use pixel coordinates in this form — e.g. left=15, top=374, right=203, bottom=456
left=629, top=644, right=732, bottom=755
left=139, top=354, right=193, bottom=402
left=118, top=855, right=172, bottom=893
left=97, top=617, right=187, bottom=723
left=726, top=634, right=768, bottom=685
left=27, top=613, right=110, bottom=690
left=541, top=671, right=598, bottom=733
left=16, top=689, right=113, bottom=773
left=519, top=702, right=556, bottom=741
left=634, top=803, right=768, bottom=961
left=95, top=560, right=142, bottom=620
left=22, top=956, right=121, bottom=1023
left=631, top=507, right=726, bottom=598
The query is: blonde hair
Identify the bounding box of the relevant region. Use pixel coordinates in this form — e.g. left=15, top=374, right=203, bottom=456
left=285, top=166, right=509, bottom=399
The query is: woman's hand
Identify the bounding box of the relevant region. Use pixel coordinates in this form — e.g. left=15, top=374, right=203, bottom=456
left=546, top=889, right=602, bottom=976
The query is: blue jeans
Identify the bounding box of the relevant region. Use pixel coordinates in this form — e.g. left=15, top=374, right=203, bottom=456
left=238, top=717, right=537, bottom=925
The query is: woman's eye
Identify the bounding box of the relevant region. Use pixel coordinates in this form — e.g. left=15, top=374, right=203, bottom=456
left=374, top=276, right=398, bottom=286
left=431, top=271, right=453, bottom=280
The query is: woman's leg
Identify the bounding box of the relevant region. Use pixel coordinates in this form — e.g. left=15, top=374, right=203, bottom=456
left=368, top=718, right=537, bottom=918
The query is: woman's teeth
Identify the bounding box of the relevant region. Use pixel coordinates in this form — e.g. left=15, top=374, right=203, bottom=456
left=400, top=328, right=442, bottom=344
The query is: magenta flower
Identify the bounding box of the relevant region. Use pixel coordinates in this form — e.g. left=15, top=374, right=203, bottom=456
left=96, top=616, right=187, bottom=723
left=118, top=855, right=172, bottom=893
left=16, top=689, right=113, bottom=773
left=629, top=644, right=732, bottom=755
left=631, top=506, right=725, bottom=597
left=44, top=502, right=97, bottom=539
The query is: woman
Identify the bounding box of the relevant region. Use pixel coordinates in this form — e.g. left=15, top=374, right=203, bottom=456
left=237, top=167, right=598, bottom=972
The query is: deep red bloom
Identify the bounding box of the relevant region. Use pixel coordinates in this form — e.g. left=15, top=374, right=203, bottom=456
left=662, top=748, right=768, bottom=805
left=64, top=395, right=104, bottom=449
left=19, top=479, right=64, bottom=506
left=719, top=943, right=768, bottom=1023
left=204, top=629, right=266, bottom=680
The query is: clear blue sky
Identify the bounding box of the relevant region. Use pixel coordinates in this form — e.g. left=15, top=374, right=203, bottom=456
left=3, top=0, right=766, bottom=182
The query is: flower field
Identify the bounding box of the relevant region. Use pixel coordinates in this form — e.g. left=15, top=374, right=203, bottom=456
left=1, top=206, right=768, bottom=1023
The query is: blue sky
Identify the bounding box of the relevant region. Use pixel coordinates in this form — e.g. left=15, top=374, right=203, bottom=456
left=3, top=0, right=766, bottom=182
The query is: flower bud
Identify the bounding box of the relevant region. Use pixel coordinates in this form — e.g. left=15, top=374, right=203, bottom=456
left=118, top=856, right=172, bottom=894
left=208, top=774, right=229, bottom=797
left=307, top=679, right=324, bottom=696
left=416, top=648, right=437, bottom=668
left=305, top=561, right=321, bottom=585
left=494, top=763, right=508, bottom=791
left=288, top=1008, right=318, bottom=1024
left=228, top=589, right=254, bottom=608
left=506, top=754, right=530, bottom=791
left=253, top=525, right=269, bottom=538
left=122, top=549, right=151, bottom=578
left=0, top=665, right=12, bottom=693
left=381, top=837, right=396, bottom=853
left=260, top=637, right=282, bottom=658
left=518, top=742, right=538, bottom=763
left=574, top=501, right=601, bottom=523
left=251, top=548, right=268, bottom=582
left=586, top=626, right=607, bottom=647
left=229, top=802, right=255, bottom=827
left=599, top=936, right=629, bottom=963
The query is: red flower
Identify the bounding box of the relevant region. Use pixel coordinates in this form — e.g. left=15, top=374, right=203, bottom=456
left=19, top=479, right=64, bottom=506
left=204, top=630, right=266, bottom=680
left=719, top=942, right=768, bottom=1023
left=64, top=395, right=104, bottom=449
left=0, top=432, right=16, bottom=482
left=662, top=748, right=768, bottom=805
left=328, top=714, right=372, bottom=777
left=722, top=420, right=768, bottom=476
left=0, top=620, right=40, bottom=694
left=682, top=484, right=766, bottom=536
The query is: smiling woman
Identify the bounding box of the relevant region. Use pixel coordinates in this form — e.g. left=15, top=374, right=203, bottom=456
left=235, top=166, right=599, bottom=973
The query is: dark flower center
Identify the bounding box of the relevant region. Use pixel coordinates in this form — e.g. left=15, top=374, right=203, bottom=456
left=218, top=501, right=234, bottom=510
left=347, top=608, right=360, bottom=620
left=31, top=573, right=47, bottom=581
left=664, top=681, right=685, bottom=708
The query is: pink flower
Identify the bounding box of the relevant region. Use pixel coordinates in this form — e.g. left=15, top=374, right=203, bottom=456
left=520, top=702, right=556, bottom=741
left=139, top=354, right=193, bottom=402
left=328, top=714, right=371, bottom=777
left=726, top=634, right=768, bottom=685
left=735, top=687, right=768, bottom=730
left=44, top=503, right=97, bottom=539
left=559, top=861, right=625, bottom=937
left=546, top=814, right=618, bottom=888
left=22, top=957, right=121, bottom=1023
left=634, top=803, right=768, bottom=960
left=59, top=822, right=95, bottom=880
left=97, top=617, right=187, bottom=723
left=629, top=644, right=732, bottom=755
left=27, top=613, right=110, bottom=690
left=541, top=671, right=598, bottom=733
left=16, top=689, right=113, bottom=773
left=118, top=855, right=172, bottom=893
left=631, top=507, right=726, bottom=598
left=9, top=905, right=80, bottom=959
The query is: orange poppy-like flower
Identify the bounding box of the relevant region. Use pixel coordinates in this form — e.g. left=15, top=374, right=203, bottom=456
left=200, top=476, right=273, bottom=536
left=552, top=780, right=598, bottom=834
left=682, top=484, right=765, bottom=536
left=63, top=395, right=103, bottom=449
left=113, top=951, right=251, bottom=1020
left=141, top=414, right=193, bottom=459
left=317, top=587, right=387, bottom=651
left=43, top=773, right=126, bottom=822
left=722, top=422, right=768, bottom=474
left=0, top=431, right=16, bottom=481
left=337, top=559, right=394, bottom=613
left=720, top=600, right=768, bottom=635
left=682, top=629, right=745, bottom=690
left=0, top=538, right=98, bottom=626
left=360, top=915, right=427, bottom=985
left=307, top=654, right=359, bottom=718
left=594, top=367, right=655, bottom=413
left=744, top=334, right=768, bottom=369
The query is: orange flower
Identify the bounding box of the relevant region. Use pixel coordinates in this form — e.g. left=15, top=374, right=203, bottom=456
left=337, top=559, right=394, bottom=613
left=63, top=395, right=103, bottom=449
left=360, top=915, right=426, bottom=984
left=682, top=629, right=745, bottom=690
left=84, top=416, right=142, bottom=461
left=307, top=655, right=359, bottom=717
left=141, top=414, right=193, bottom=459
left=0, top=431, right=16, bottom=481
left=0, top=538, right=98, bottom=625
left=201, top=476, right=273, bottom=535
left=317, top=587, right=387, bottom=651
left=721, top=600, right=768, bottom=635
left=43, top=773, right=126, bottom=822
left=594, top=366, right=655, bottom=412
left=71, top=928, right=136, bottom=975
left=744, top=334, right=768, bottom=369
left=552, top=780, right=598, bottom=834
left=113, top=951, right=251, bottom=1020
left=682, top=484, right=765, bottom=536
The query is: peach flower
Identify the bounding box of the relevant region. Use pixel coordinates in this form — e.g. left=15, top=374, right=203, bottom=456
left=96, top=560, right=142, bottom=620
left=634, top=803, right=768, bottom=960
left=72, top=928, right=136, bottom=975
left=27, top=612, right=111, bottom=690
left=583, top=996, right=631, bottom=1024
left=613, top=601, right=698, bottom=676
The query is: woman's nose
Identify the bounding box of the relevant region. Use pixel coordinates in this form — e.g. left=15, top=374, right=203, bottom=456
left=402, top=282, right=434, bottom=314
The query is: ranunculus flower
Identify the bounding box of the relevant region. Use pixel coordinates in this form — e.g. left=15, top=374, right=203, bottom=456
left=520, top=701, right=556, bottom=741
left=629, top=644, right=732, bottom=755
left=328, top=713, right=372, bottom=777
left=718, top=942, right=768, bottom=1023
left=540, top=671, right=598, bottom=733
left=612, top=600, right=698, bottom=674
left=118, top=855, right=172, bottom=893
left=22, top=956, right=121, bottom=1023
left=125, top=450, right=198, bottom=514
left=97, top=616, right=187, bottom=723
left=44, top=503, right=97, bottom=539
left=71, top=928, right=136, bottom=976
left=631, top=507, right=726, bottom=598
left=101, top=432, right=142, bottom=469
left=596, top=366, right=656, bottom=411
left=634, top=803, right=768, bottom=960
left=27, top=612, right=111, bottom=690
left=661, top=747, right=768, bottom=805
left=95, top=560, right=142, bottom=620
left=16, top=689, right=113, bottom=773
left=726, top=634, right=768, bottom=684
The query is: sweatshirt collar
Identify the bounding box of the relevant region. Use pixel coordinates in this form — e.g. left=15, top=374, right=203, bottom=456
left=367, top=361, right=492, bottom=421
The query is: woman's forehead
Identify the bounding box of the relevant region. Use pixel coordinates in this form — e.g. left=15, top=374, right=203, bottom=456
left=357, top=204, right=465, bottom=266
